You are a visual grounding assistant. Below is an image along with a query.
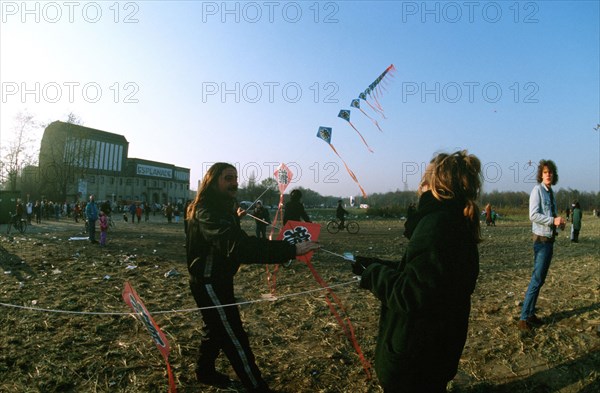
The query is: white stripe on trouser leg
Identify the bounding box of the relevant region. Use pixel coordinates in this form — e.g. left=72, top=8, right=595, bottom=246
left=205, top=283, right=259, bottom=387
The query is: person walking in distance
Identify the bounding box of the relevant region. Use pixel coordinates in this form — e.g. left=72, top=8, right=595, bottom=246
left=252, top=200, right=271, bottom=239
left=570, top=201, right=582, bottom=243
left=85, top=195, right=99, bottom=244
left=99, top=211, right=108, bottom=247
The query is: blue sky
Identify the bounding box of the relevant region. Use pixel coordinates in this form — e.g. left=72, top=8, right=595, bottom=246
left=1, top=1, right=598, bottom=198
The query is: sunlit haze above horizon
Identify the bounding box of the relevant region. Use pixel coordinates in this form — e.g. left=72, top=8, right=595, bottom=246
left=1, top=1, right=598, bottom=197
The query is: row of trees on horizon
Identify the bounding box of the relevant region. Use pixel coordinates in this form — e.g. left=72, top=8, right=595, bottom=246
left=237, top=181, right=600, bottom=215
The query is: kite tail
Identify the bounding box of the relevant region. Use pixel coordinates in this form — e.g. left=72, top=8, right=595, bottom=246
left=166, top=360, right=177, bottom=393
left=266, top=264, right=279, bottom=295
left=368, top=64, right=395, bottom=118
left=269, top=194, right=284, bottom=239
left=304, top=260, right=372, bottom=379
left=365, top=98, right=387, bottom=119
left=329, top=144, right=368, bottom=198
left=345, top=317, right=372, bottom=379
left=380, top=64, right=396, bottom=83
left=384, top=64, right=396, bottom=78
left=347, top=121, right=374, bottom=153
left=359, top=108, right=383, bottom=132
left=266, top=194, right=285, bottom=294
left=372, top=93, right=385, bottom=113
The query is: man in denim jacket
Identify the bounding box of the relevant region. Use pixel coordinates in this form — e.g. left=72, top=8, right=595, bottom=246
left=519, top=160, right=565, bottom=332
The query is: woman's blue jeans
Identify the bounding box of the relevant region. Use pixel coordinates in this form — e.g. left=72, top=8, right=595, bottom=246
left=520, top=241, right=554, bottom=320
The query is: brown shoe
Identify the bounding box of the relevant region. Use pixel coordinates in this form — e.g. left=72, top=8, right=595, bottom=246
left=527, top=315, right=544, bottom=327
left=518, top=320, right=532, bottom=331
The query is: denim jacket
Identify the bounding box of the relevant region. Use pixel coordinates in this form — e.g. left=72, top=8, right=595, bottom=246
left=529, top=183, right=556, bottom=237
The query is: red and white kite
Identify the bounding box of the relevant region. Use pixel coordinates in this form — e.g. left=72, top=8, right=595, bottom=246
left=123, top=282, right=177, bottom=393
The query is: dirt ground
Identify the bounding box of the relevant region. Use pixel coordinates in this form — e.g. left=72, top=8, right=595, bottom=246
left=1, top=212, right=599, bottom=393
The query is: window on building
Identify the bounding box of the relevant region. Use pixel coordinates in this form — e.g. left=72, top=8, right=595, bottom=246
left=126, top=179, right=133, bottom=186
left=100, top=176, right=104, bottom=184
left=89, top=176, right=96, bottom=184
left=110, top=177, right=114, bottom=185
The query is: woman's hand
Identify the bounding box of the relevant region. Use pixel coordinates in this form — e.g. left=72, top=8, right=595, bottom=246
left=295, top=241, right=320, bottom=255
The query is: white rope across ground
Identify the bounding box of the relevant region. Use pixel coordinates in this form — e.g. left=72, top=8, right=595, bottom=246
left=0, top=278, right=361, bottom=316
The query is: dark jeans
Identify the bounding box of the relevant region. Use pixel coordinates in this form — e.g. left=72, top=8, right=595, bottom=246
left=255, top=225, right=267, bottom=239
left=571, top=226, right=580, bottom=242
left=520, top=241, right=553, bottom=320
left=384, top=382, right=447, bottom=393
left=88, top=219, right=97, bottom=242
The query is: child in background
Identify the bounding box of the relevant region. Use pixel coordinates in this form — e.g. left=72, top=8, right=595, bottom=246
left=99, top=211, right=108, bottom=247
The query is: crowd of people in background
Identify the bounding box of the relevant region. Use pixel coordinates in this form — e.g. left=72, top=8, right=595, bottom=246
left=9, top=199, right=190, bottom=224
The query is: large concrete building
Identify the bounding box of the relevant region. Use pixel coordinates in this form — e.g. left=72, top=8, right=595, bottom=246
left=38, top=121, right=190, bottom=204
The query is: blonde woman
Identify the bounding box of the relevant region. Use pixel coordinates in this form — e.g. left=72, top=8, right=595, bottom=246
left=351, top=150, right=482, bottom=393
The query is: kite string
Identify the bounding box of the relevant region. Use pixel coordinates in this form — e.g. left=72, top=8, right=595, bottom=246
left=244, top=186, right=273, bottom=212
left=0, top=278, right=361, bottom=316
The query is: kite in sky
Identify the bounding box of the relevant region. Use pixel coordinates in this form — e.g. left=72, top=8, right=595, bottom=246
left=359, top=64, right=396, bottom=119
left=317, top=126, right=367, bottom=198
left=337, top=109, right=374, bottom=153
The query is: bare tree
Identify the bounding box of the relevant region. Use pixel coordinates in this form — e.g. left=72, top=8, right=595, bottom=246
left=259, top=177, right=278, bottom=206
left=1, top=111, right=39, bottom=191
left=66, top=112, right=84, bottom=126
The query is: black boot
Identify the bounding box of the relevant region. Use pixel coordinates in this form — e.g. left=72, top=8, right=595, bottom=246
left=195, top=368, right=232, bottom=387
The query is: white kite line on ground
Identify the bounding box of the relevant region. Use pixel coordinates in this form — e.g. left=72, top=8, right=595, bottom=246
left=0, top=278, right=361, bottom=316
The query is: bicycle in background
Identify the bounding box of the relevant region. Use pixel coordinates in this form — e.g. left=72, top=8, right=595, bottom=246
left=326, top=218, right=359, bottom=234
left=6, top=213, right=27, bottom=234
